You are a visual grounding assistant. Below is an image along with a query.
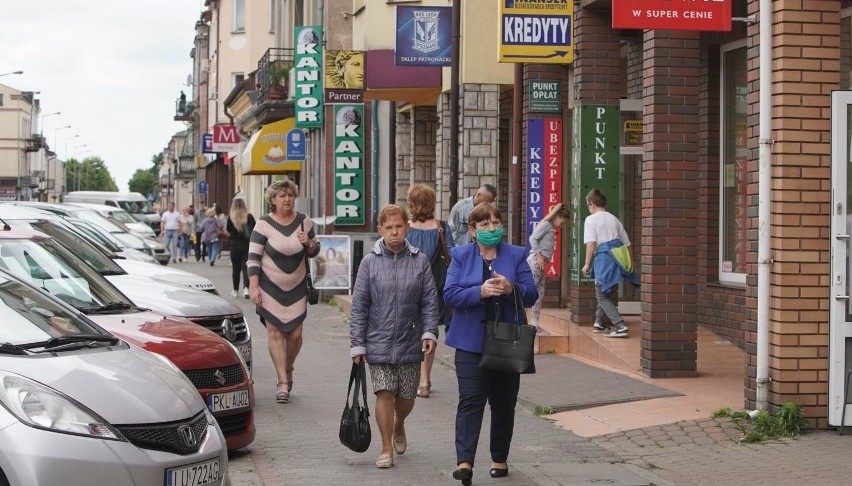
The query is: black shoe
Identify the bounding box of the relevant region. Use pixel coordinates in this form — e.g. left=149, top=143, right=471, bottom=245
left=452, top=467, right=472, bottom=486
left=490, top=467, right=509, bottom=479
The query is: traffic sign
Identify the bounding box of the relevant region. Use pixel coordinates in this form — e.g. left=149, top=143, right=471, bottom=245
left=212, top=125, right=239, bottom=152
left=201, top=133, right=214, bottom=153
left=198, top=181, right=208, bottom=194
left=286, top=129, right=306, bottom=161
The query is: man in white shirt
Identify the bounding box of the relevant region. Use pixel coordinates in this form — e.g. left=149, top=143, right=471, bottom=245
left=160, top=202, right=182, bottom=263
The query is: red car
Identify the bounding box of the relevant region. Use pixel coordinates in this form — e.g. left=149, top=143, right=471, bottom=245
left=0, top=226, right=255, bottom=450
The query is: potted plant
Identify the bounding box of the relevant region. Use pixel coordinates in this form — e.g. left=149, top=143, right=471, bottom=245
left=269, top=61, right=291, bottom=99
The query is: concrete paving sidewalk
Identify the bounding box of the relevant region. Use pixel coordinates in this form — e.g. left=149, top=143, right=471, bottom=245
left=176, top=258, right=852, bottom=485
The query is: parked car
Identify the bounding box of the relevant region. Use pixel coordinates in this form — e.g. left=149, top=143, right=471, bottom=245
left=64, top=201, right=157, bottom=238
left=0, top=270, right=228, bottom=486
left=63, top=190, right=162, bottom=235
left=0, top=207, right=252, bottom=373
left=0, top=201, right=171, bottom=265
left=0, top=225, right=255, bottom=451
left=65, top=216, right=160, bottom=264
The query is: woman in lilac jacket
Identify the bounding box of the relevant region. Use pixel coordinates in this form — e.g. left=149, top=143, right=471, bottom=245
left=443, top=202, right=537, bottom=484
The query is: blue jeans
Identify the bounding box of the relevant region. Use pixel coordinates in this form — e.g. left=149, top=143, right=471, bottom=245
left=179, top=234, right=190, bottom=259
left=207, top=240, right=220, bottom=264
left=164, top=229, right=178, bottom=261
left=454, top=349, right=520, bottom=466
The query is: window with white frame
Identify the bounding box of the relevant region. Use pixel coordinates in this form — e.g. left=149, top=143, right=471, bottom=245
left=233, top=0, right=245, bottom=32
left=719, top=41, right=748, bottom=284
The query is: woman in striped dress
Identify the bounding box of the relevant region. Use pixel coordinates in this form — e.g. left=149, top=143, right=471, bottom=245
left=247, top=179, right=320, bottom=403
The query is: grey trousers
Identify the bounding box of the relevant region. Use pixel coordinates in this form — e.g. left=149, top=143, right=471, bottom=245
left=595, top=284, right=625, bottom=327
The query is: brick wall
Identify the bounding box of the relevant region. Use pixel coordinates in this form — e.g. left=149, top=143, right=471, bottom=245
left=742, top=0, right=840, bottom=422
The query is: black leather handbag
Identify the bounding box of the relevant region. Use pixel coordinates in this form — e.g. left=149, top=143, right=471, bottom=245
left=301, top=219, right=319, bottom=305
left=479, top=283, right=536, bottom=374
left=339, top=361, right=372, bottom=453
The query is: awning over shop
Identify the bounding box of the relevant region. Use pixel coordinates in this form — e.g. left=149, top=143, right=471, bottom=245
left=240, top=117, right=303, bottom=175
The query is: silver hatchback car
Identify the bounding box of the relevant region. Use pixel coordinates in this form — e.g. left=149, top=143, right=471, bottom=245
left=0, top=271, right=229, bottom=486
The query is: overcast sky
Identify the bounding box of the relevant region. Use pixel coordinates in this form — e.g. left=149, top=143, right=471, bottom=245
left=0, top=0, right=203, bottom=191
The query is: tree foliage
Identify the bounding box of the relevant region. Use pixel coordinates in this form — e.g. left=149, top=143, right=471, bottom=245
left=65, top=157, right=118, bottom=192
left=127, top=153, right=163, bottom=196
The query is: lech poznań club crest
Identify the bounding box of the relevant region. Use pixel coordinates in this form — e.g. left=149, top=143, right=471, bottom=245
left=413, top=10, right=439, bottom=54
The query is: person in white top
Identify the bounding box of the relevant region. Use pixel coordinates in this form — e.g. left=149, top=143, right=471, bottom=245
left=581, top=188, right=632, bottom=338
left=160, top=202, right=182, bottom=263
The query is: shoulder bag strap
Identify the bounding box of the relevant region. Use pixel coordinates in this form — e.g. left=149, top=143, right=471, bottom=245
left=436, top=220, right=451, bottom=263
left=300, top=220, right=312, bottom=282
left=356, top=361, right=369, bottom=412
left=346, top=362, right=358, bottom=406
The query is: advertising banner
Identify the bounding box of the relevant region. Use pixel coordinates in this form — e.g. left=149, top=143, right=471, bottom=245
left=499, top=0, right=573, bottom=64
left=529, top=79, right=561, bottom=113
left=612, top=0, right=731, bottom=31
left=395, top=6, right=452, bottom=66
left=311, top=235, right=352, bottom=290
left=333, top=104, right=366, bottom=226
left=325, top=50, right=365, bottom=104
left=527, top=118, right=563, bottom=278
left=294, top=25, right=324, bottom=128
left=571, top=105, right=620, bottom=284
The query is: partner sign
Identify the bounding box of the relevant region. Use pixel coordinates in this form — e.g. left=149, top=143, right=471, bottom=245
left=499, top=0, right=573, bottom=64
left=612, top=0, right=731, bottom=31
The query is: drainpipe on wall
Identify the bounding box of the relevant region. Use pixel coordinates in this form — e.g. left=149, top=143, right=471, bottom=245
left=449, top=0, right=461, bottom=206
left=756, top=0, right=773, bottom=411
left=371, top=100, right=379, bottom=232
left=511, top=63, right=523, bottom=245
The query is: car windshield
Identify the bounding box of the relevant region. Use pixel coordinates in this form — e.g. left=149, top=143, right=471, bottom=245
left=106, top=209, right=137, bottom=224
left=118, top=200, right=156, bottom=215
left=0, top=274, right=104, bottom=345
left=67, top=209, right=125, bottom=233
left=67, top=219, right=124, bottom=253
left=0, top=239, right=133, bottom=313
left=111, top=232, right=147, bottom=250
left=20, top=221, right=125, bottom=274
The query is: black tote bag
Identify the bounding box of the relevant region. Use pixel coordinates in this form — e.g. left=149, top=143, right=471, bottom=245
left=339, top=361, right=372, bottom=453
left=479, top=283, right=536, bottom=374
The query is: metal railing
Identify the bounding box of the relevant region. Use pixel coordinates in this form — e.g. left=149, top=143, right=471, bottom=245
left=257, top=48, right=295, bottom=104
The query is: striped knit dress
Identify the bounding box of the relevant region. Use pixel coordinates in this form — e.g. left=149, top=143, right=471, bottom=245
left=247, top=212, right=317, bottom=332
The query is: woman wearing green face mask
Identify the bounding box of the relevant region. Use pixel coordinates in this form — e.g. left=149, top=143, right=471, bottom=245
left=443, top=202, right=539, bottom=484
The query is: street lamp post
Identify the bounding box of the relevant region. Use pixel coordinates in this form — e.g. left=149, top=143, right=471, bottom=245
left=54, top=125, right=71, bottom=151
left=0, top=70, right=23, bottom=78
left=74, top=144, right=88, bottom=191
left=39, top=111, right=60, bottom=135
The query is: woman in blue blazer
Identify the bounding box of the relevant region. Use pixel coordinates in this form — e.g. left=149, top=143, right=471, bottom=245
left=443, top=202, right=538, bottom=485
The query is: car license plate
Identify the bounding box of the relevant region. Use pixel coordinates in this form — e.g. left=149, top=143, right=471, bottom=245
left=237, top=343, right=251, bottom=366
left=166, top=458, right=220, bottom=486
left=207, top=388, right=249, bottom=413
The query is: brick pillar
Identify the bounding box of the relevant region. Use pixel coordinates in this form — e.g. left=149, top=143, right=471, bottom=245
left=640, top=30, right=700, bottom=378
left=744, top=1, right=839, bottom=421
left=570, top=8, right=621, bottom=325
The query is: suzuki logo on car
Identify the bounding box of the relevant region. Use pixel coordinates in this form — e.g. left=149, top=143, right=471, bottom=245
left=221, top=318, right=237, bottom=342
left=214, top=369, right=226, bottom=386
left=178, top=425, right=197, bottom=447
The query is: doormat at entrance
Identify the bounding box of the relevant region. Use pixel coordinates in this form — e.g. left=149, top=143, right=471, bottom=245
left=518, top=355, right=682, bottom=413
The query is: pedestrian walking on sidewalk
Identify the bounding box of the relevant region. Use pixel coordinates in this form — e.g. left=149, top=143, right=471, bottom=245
left=405, top=183, right=454, bottom=399
left=194, top=204, right=207, bottom=261
left=581, top=188, right=639, bottom=338
left=161, top=202, right=181, bottom=263
left=349, top=204, right=438, bottom=469
left=247, top=179, right=320, bottom=404
left=226, top=194, right=255, bottom=299
left=443, top=202, right=538, bottom=484
left=526, top=202, right=571, bottom=331
left=199, top=207, right=225, bottom=266
left=179, top=206, right=195, bottom=262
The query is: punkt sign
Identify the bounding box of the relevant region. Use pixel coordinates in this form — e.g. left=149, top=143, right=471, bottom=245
left=612, top=0, right=732, bottom=31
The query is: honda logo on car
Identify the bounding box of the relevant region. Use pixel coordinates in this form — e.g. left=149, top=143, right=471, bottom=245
left=178, top=425, right=197, bottom=447
left=294, top=25, right=324, bottom=129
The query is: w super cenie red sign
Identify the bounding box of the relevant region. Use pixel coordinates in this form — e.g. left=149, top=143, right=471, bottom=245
left=612, top=0, right=731, bottom=31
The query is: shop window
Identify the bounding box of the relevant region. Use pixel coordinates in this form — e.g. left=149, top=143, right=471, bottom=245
left=719, top=41, right=747, bottom=284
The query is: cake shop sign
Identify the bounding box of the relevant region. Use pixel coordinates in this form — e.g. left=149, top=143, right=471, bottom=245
left=612, top=0, right=731, bottom=32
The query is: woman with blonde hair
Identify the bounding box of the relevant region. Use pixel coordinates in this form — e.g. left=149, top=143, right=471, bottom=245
left=247, top=179, right=320, bottom=403
left=526, top=202, right=571, bottom=330
left=405, top=183, right=454, bottom=398
left=227, top=195, right=256, bottom=298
